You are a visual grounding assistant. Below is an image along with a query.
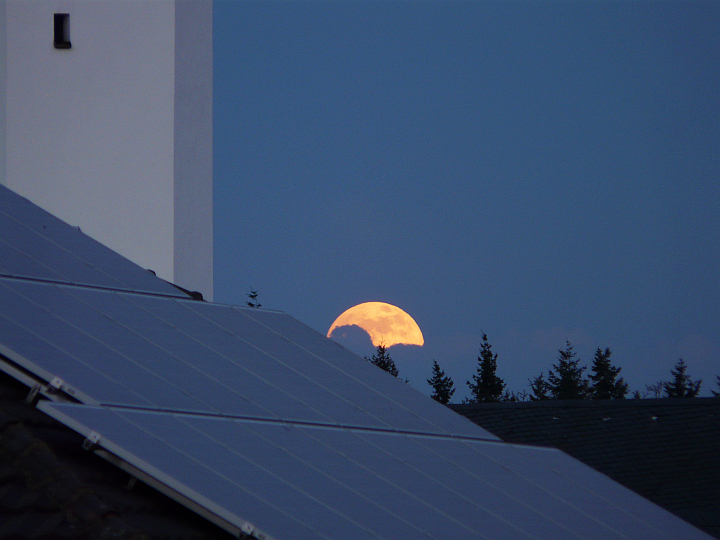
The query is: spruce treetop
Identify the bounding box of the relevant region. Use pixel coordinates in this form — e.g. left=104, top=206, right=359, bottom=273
left=246, top=289, right=261, bottom=308
left=589, top=348, right=628, bottom=399
left=466, top=333, right=505, bottom=403
left=427, top=360, right=455, bottom=404
left=547, top=341, right=589, bottom=400
left=365, top=341, right=400, bottom=378
left=664, top=359, right=701, bottom=398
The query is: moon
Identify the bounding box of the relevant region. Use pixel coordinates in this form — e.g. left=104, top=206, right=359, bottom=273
left=327, top=302, right=424, bottom=348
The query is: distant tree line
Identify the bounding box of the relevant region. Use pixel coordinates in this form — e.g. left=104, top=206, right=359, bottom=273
left=419, top=334, right=718, bottom=405
left=524, top=341, right=629, bottom=401
left=361, top=333, right=718, bottom=404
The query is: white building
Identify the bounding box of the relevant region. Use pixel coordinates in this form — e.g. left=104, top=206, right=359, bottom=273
left=0, top=0, right=213, bottom=299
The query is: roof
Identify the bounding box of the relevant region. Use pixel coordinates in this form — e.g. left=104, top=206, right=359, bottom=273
left=0, top=182, right=715, bottom=539
left=451, top=398, right=720, bottom=539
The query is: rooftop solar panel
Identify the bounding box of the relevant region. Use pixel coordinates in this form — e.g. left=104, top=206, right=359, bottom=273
left=0, top=185, right=188, bottom=297
left=1, top=183, right=713, bottom=539
left=39, top=402, right=712, bottom=540
left=0, top=277, right=492, bottom=439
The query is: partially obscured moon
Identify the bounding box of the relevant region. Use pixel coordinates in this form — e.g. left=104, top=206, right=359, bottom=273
left=327, top=302, right=424, bottom=347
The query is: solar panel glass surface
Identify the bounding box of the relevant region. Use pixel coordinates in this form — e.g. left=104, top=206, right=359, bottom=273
left=0, top=277, right=493, bottom=439
left=0, top=185, right=187, bottom=297
left=40, top=402, right=711, bottom=540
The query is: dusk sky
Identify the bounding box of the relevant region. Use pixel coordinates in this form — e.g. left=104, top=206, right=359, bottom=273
left=212, top=0, right=719, bottom=401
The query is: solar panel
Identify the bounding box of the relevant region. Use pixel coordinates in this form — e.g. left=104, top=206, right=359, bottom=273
left=40, top=402, right=710, bottom=540
left=1, top=183, right=713, bottom=539
left=0, top=276, right=492, bottom=439
left=0, top=185, right=187, bottom=297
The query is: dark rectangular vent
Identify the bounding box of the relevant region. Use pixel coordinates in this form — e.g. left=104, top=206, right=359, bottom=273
left=53, top=13, right=71, bottom=49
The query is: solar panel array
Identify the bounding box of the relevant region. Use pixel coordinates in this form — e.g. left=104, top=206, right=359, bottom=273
left=0, top=277, right=486, bottom=438
left=41, top=402, right=704, bottom=540
left=0, top=184, right=712, bottom=540
left=0, top=184, right=186, bottom=297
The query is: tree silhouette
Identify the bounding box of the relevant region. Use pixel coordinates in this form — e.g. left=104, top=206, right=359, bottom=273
left=246, top=289, right=261, bottom=308
left=466, top=333, right=505, bottom=403
left=589, top=348, right=628, bottom=399
left=529, top=372, right=551, bottom=401
left=664, top=359, right=701, bottom=398
left=365, top=341, right=399, bottom=378
left=427, top=360, right=455, bottom=404
left=547, top=341, right=589, bottom=399
left=502, top=389, right=529, bottom=402
left=713, top=375, right=720, bottom=398
left=643, top=381, right=665, bottom=399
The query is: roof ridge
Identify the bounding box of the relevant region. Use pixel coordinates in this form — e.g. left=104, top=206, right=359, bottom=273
left=450, top=397, right=720, bottom=410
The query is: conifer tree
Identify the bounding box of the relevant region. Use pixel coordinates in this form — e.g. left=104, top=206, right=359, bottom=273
left=664, top=359, right=701, bottom=398
left=589, top=348, right=628, bottom=399
left=529, top=372, right=551, bottom=400
left=466, top=333, right=505, bottom=403
left=547, top=341, right=589, bottom=399
left=365, top=342, right=399, bottom=378
left=246, top=289, right=261, bottom=308
left=427, top=360, right=455, bottom=404
left=712, top=375, right=720, bottom=398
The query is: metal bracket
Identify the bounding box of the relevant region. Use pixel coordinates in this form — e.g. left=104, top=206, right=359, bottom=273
left=240, top=523, right=268, bottom=540
left=82, top=431, right=101, bottom=451
left=125, top=475, right=138, bottom=490
left=44, top=376, right=79, bottom=401
left=25, top=384, right=42, bottom=406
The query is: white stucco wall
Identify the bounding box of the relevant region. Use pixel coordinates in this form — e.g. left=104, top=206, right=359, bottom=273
left=4, top=0, right=177, bottom=283
left=174, top=0, right=213, bottom=299
left=2, top=0, right=213, bottom=299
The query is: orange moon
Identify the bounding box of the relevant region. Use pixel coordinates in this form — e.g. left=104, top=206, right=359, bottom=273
left=327, top=302, right=424, bottom=347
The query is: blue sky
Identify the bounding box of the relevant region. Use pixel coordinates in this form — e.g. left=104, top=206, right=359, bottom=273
left=213, top=0, right=719, bottom=400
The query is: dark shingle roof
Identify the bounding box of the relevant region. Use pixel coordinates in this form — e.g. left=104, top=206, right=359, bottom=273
left=0, top=369, right=231, bottom=540
left=451, top=398, right=720, bottom=539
